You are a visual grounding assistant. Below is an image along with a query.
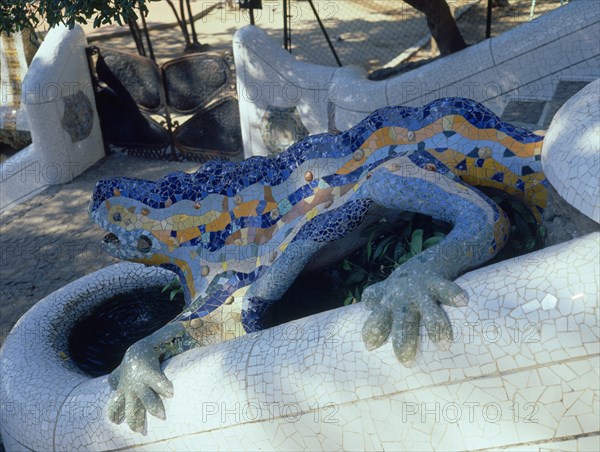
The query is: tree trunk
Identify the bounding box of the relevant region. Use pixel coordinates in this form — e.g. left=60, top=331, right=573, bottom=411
left=403, top=0, right=468, bottom=56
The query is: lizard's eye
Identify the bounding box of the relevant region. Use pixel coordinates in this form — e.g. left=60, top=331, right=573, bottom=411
left=137, top=235, right=152, bottom=253
left=112, top=213, right=122, bottom=222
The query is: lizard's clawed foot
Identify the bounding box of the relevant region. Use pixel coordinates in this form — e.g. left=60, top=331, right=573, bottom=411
left=107, top=339, right=174, bottom=433
left=361, top=269, right=468, bottom=366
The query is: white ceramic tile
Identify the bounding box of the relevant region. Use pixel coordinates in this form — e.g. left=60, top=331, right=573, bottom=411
left=542, top=78, right=600, bottom=223
left=1, top=232, right=597, bottom=450
left=1, top=24, right=104, bottom=212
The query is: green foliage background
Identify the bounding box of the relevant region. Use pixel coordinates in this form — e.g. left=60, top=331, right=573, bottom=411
left=0, top=0, right=153, bottom=34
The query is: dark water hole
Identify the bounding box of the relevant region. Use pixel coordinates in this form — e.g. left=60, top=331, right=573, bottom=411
left=69, top=287, right=185, bottom=377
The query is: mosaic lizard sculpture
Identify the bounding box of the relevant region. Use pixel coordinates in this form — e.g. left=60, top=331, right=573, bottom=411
left=90, top=98, right=547, bottom=432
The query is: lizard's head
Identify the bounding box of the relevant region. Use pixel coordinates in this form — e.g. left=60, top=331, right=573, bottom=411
left=89, top=175, right=209, bottom=303
left=89, top=178, right=166, bottom=263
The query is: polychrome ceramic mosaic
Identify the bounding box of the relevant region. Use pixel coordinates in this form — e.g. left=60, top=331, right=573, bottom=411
left=1, top=85, right=597, bottom=449
left=88, top=97, right=550, bottom=431
left=90, top=97, right=547, bottom=328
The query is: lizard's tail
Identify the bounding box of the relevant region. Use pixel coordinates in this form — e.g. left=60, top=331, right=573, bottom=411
left=406, top=100, right=548, bottom=223
left=0, top=263, right=177, bottom=450
left=350, top=98, right=548, bottom=223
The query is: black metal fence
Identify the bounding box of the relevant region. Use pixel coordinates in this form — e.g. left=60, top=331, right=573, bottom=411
left=234, top=0, right=566, bottom=72
left=122, top=1, right=566, bottom=72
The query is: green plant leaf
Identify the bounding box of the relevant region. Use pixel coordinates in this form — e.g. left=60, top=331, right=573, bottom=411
left=523, top=238, right=537, bottom=252
left=345, top=270, right=366, bottom=285
left=366, top=238, right=373, bottom=261
left=342, top=260, right=352, bottom=271
left=537, top=225, right=547, bottom=239
left=423, top=235, right=444, bottom=249
left=381, top=240, right=395, bottom=260
left=162, top=280, right=175, bottom=293
left=394, top=241, right=407, bottom=262
left=410, top=229, right=424, bottom=254
left=373, top=236, right=395, bottom=261
left=397, top=253, right=413, bottom=265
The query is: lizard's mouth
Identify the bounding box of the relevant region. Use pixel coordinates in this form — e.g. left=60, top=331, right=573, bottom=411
left=102, top=233, right=120, bottom=246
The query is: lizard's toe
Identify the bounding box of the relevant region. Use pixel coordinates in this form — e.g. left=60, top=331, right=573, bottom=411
left=138, top=386, right=166, bottom=420
left=391, top=306, right=420, bottom=366
left=362, top=305, right=392, bottom=350
left=421, top=299, right=453, bottom=351
left=146, top=371, right=174, bottom=399
left=126, top=397, right=146, bottom=433
left=108, top=392, right=125, bottom=425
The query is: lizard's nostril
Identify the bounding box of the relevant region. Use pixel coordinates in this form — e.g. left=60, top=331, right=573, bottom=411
left=103, top=233, right=119, bottom=245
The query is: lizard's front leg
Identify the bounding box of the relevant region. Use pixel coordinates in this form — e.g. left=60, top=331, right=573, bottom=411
left=242, top=240, right=326, bottom=332
left=358, top=167, right=508, bottom=365
left=107, top=320, right=201, bottom=432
